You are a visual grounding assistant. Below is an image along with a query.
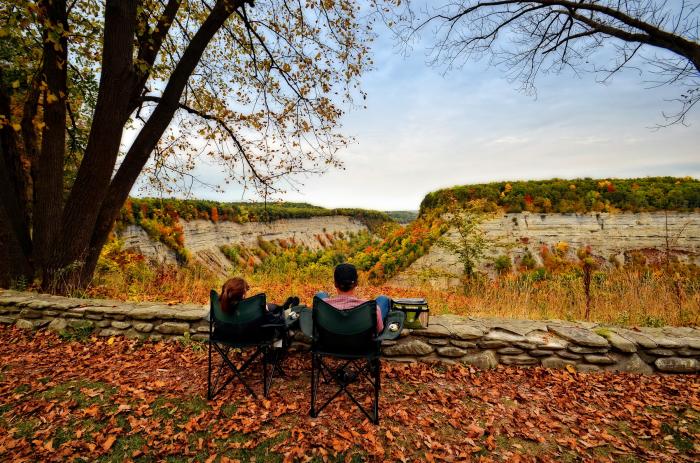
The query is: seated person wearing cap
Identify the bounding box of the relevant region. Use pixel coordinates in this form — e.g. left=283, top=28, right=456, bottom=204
left=314, top=263, right=390, bottom=332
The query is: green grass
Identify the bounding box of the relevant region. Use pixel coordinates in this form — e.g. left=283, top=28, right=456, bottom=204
left=223, top=430, right=287, bottom=462
left=58, top=325, right=95, bottom=342
left=150, top=395, right=211, bottom=423
left=42, top=379, right=115, bottom=408
left=661, top=423, right=694, bottom=453
left=96, top=434, right=148, bottom=463
left=14, top=417, right=41, bottom=439
left=221, top=402, right=239, bottom=417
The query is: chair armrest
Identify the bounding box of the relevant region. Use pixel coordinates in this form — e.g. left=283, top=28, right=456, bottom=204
left=260, top=322, right=287, bottom=329
left=299, top=306, right=313, bottom=338
left=376, top=310, right=405, bottom=341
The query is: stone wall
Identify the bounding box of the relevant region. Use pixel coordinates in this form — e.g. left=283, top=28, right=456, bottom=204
left=119, top=215, right=368, bottom=273
left=1, top=290, right=698, bottom=374
left=391, top=211, right=700, bottom=287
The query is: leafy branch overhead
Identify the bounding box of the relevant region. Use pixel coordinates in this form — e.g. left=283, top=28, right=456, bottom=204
left=391, top=0, right=700, bottom=125
left=0, top=0, right=375, bottom=291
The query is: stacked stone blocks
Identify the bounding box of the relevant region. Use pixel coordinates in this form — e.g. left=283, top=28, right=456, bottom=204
left=2, top=291, right=698, bottom=374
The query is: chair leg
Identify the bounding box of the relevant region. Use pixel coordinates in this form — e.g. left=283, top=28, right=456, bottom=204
left=213, top=343, right=260, bottom=399
left=373, top=358, right=380, bottom=424
left=310, top=353, right=318, bottom=417
left=207, top=338, right=213, bottom=400
left=263, top=346, right=272, bottom=398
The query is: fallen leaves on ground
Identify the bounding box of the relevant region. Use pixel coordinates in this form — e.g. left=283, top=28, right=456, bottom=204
left=0, top=326, right=698, bottom=462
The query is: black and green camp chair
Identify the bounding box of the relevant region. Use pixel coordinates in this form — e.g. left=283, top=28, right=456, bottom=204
left=301, top=296, right=405, bottom=424
left=207, top=290, right=289, bottom=400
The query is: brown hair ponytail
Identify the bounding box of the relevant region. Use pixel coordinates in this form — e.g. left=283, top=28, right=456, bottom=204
left=220, top=277, right=250, bottom=313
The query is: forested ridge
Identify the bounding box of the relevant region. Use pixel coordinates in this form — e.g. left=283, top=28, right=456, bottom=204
left=420, top=177, right=700, bottom=215
left=118, top=198, right=391, bottom=225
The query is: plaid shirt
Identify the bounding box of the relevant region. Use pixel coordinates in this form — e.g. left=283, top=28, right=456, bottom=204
left=322, top=295, right=384, bottom=332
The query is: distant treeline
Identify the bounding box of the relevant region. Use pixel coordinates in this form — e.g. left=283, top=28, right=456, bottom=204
left=385, top=211, right=418, bottom=224
left=420, top=177, right=700, bottom=215
left=119, top=198, right=392, bottom=226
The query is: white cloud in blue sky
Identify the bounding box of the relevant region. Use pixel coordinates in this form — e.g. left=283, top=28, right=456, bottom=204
left=137, top=15, right=700, bottom=211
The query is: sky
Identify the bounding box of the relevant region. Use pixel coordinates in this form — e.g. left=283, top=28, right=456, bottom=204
left=134, top=10, right=700, bottom=211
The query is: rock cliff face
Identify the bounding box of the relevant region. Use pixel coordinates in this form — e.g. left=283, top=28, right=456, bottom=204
left=118, top=215, right=368, bottom=274
left=391, top=211, right=700, bottom=287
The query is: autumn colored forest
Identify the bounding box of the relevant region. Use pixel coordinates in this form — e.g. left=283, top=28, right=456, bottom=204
left=2, top=0, right=699, bottom=459
left=76, top=177, right=700, bottom=328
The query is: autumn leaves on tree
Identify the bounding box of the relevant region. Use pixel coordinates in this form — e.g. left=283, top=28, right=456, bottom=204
left=0, top=0, right=373, bottom=291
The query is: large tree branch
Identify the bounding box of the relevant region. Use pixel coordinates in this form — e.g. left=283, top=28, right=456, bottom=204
left=80, top=0, right=250, bottom=286
left=141, top=95, right=267, bottom=184
left=129, top=0, right=182, bottom=113
left=428, top=1, right=700, bottom=72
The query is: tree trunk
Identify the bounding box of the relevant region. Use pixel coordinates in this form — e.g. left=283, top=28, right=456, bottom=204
left=0, top=120, right=34, bottom=287
left=0, top=197, right=33, bottom=288
left=78, top=0, right=243, bottom=286
left=43, top=0, right=139, bottom=291
left=34, top=0, right=69, bottom=284
left=0, top=69, right=34, bottom=286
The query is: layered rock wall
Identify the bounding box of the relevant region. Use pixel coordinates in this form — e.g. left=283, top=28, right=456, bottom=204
left=118, top=216, right=368, bottom=273
left=392, top=211, right=700, bottom=287
left=2, top=290, right=698, bottom=374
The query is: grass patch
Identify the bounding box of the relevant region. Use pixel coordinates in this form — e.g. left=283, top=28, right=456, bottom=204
left=661, top=423, right=694, bottom=453
left=225, top=430, right=288, bottom=463
left=42, top=379, right=115, bottom=408
left=221, top=402, right=239, bottom=417
left=150, top=395, right=209, bottom=423
left=179, top=396, right=211, bottom=415
left=13, top=383, right=31, bottom=394
left=52, top=425, right=76, bottom=449
left=13, top=417, right=41, bottom=439
left=58, top=325, right=95, bottom=342
left=96, top=434, right=148, bottom=463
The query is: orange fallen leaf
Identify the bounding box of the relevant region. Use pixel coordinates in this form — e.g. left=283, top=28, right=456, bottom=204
left=102, top=435, right=116, bottom=451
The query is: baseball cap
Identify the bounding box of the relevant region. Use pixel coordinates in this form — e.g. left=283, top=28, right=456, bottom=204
left=334, top=263, right=358, bottom=289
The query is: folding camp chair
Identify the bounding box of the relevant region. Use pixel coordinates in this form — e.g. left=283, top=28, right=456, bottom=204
left=301, top=296, right=405, bottom=424
left=207, top=290, right=290, bottom=400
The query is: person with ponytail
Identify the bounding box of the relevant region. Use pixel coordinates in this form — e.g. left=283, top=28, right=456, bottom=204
left=220, top=277, right=299, bottom=324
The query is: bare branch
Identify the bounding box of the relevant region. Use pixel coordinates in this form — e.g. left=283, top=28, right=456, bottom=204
left=393, top=0, right=700, bottom=125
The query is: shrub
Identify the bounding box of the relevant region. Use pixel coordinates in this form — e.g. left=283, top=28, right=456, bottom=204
left=521, top=250, right=537, bottom=270
left=494, top=255, right=512, bottom=274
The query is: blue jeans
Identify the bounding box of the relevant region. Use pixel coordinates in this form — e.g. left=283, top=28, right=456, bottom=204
left=314, top=292, right=391, bottom=321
